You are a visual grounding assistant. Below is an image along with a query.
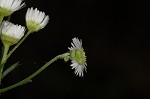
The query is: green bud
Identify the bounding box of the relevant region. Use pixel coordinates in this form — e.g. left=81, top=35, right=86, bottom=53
left=64, top=56, right=69, bottom=62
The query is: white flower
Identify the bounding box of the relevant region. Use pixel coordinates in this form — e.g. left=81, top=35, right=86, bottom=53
left=0, top=21, right=25, bottom=45
left=68, top=38, right=87, bottom=77
left=25, top=7, right=49, bottom=32
left=0, top=0, right=25, bottom=16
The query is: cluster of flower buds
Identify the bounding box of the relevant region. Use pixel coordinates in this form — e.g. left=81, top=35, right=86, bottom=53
left=0, top=0, right=87, bottom=77
left=0, top=0, right=49, bottom=46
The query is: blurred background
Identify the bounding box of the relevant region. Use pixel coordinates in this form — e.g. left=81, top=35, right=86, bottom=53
left=1, top=0, right=150, bottom=99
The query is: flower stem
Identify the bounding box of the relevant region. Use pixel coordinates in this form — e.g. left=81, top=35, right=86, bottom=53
left=0, top=15, right=4, bottom=24
left=7, top=30, right=31, bottom=60
left=0, top=43, right=10, bottom=85
left=0, top=53, right=67, bottom=93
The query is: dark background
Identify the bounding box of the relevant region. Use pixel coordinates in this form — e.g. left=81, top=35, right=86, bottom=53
left=1, top=0, right=150, bottom=99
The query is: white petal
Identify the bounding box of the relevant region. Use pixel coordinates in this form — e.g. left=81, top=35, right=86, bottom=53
left=0, top=0, right=25, bottom=11
left=1, top=21, right=25, bottom=40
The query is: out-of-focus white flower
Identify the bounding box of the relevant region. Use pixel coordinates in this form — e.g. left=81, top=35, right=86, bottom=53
left=0, top=0, right=25, bottom=16
left=25, top=7, right=49, bottom=32
left=0, top=21, right=25, bottom=45
left=68, top=37, right=87, bottom=77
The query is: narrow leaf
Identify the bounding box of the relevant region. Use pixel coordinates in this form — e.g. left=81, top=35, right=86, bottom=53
left=2, top=62, right=19, bottom=79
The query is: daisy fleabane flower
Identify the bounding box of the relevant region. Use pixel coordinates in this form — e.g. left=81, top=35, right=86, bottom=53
left=68, top=37, right=87, bottom=77
left=0, top=21, right=25, bottom=45
left=25, top=7, right=49, bottom=32
left=0, top=0, right=25, bottom=16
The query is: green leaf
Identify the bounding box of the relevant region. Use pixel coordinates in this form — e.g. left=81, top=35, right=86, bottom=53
left=2, top=62, right=19, bottom=79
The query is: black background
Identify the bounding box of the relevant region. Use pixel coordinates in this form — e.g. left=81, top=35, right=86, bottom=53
left=1, top=0, right=150, bottom=99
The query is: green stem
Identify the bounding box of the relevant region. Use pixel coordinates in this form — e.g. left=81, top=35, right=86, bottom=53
left=0, top=54, right=64, bottom=93
left=0, top=43, right=10, bottom=85
left=1, top=44, right=9, bottom=64
left=0, top=15, right=4, bottom=24
left=7, top=30, right=32, bottom=60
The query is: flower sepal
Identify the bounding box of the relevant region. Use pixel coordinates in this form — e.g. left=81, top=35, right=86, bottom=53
left=0, top=7, right=12, bottom=16
left=26, top=20, right=41, bottom=33
left=1, top=34, right=19, bottom=45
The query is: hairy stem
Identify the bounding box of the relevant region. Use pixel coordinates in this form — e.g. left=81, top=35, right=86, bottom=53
left=0, top=53, right=66, bottom=93
left=0, top=44, right=10, bottom=85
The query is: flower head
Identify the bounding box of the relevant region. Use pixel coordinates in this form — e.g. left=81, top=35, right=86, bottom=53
left=68, top=38, right=87, bottom=77
left=0, top=0, right=25, bottom=16
left=25, top=7, right=49, bottom=32
left=0, top=21, right=25, bottom=45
